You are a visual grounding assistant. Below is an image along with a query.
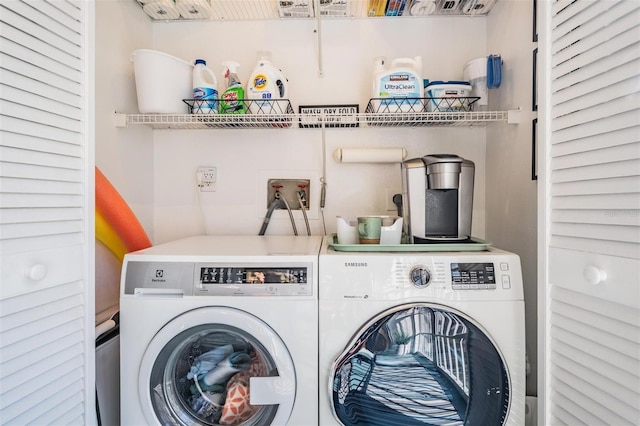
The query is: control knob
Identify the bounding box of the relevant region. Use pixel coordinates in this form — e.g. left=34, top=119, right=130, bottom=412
left=410, top=265, right=431, bottom=288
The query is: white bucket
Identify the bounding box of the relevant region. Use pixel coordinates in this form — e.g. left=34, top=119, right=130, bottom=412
left=131, top=49, right=193, bottom=114
left=463, top=57, right=488, bottom=107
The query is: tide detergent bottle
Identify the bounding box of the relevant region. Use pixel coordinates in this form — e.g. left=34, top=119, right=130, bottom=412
left=246, top=58, right=288, bottom=114
left=220, top=61, right=246, bottom=114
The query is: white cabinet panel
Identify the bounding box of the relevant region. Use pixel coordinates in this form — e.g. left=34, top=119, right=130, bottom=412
left=0, top=0, right=94, bottom=423
left=543, top=0, right=640, bottom=424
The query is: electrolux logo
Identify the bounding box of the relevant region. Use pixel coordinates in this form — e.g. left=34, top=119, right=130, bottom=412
left=152, top=269, right=166, bottom=283
left=344, top=262, right=367, bottom=267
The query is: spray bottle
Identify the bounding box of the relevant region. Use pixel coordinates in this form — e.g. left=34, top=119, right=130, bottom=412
left=192, top=59, right=218, bottom=113
left=220, top=61, right=246, bottom=114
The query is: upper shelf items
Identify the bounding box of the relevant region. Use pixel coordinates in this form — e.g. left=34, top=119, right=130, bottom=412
left=136, top=0, right=497, bottom=21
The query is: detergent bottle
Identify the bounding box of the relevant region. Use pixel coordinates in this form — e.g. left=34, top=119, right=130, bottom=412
left=220, top=61, right=246, bottom=114
left=192, top=59, right=218, bottom=113
left=372, top=56, right=423, bottom=113
left=246, top=57, right=289, bottom=114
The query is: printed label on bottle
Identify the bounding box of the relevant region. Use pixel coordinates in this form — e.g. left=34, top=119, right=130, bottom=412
left=194, top=87, right=218, bottom=99
left=251, top=74, right=268, bottom=91
left=193, top=87, right=218, bottom=112
left=378, top=73, right=421, bottom=107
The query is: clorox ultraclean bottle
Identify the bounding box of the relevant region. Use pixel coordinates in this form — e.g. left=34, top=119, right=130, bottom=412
left=246, top=58, right=288, bottom=114
left=192, top=59, right=218, bottom=114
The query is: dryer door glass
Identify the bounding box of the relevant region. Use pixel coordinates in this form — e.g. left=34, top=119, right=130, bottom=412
left=331, top=303, right=509, bottom=426
left=148, top=323, right=281, bottom=425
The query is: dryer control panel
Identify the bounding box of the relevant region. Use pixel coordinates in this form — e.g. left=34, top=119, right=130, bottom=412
left=195, top=263, right=313, bottom=296
left=123, top=261, right=314, bottom=297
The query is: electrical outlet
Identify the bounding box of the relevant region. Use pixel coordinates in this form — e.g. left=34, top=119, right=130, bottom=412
left=197, top=166, right=217, bottom=192
left=267, top=179, right=311, bottom=210
left=385, top=188, right=401, bottom=212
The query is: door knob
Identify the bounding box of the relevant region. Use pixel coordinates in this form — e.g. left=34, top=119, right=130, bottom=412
left=583, top=265, right=606, bottom=285
left=25, top=264, right=47, bottom=281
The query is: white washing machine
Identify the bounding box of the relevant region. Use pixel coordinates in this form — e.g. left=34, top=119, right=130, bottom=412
left=319, top=238, right=526, bottom=425
left=120, top=235, right=321, bottom=426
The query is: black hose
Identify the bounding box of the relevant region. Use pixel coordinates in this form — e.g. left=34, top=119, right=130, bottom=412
left=258, top=197, right=283, bottom=236
left=297, top=191, right=311, bottom=236
left=279, top=194, right=298, bottom=236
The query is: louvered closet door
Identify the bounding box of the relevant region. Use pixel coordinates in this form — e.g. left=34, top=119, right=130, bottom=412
left=546, top=0, right=640, bottom=424
left=0, top=0, right=94, bottom=424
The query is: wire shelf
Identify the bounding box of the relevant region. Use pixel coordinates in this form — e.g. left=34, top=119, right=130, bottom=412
left=124, top=110, right=507, bottom=129
left=136, top=0, right=495, bottom=21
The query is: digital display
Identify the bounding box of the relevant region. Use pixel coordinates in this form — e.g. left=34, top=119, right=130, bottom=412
left=451, top=263, right=495, bottom=285
left=199, top=267, right=308, bottom=285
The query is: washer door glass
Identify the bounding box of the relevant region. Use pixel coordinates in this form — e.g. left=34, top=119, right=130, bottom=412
left=140, top=307, right=295, bottom=426
left=331, top=303, right=509, bottom=426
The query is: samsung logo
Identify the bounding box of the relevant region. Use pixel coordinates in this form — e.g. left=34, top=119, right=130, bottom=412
left=345, top=262, right=367, bottom=267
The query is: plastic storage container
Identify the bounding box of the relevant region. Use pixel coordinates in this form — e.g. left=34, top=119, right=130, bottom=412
left=424, top=80, right=472, bottom=111
left=463, top=57, right=488, bottom=108
left=131, top=49, right=193, bottom=114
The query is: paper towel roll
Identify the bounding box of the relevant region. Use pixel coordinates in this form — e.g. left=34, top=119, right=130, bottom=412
left=333, top=148, right=408, bottom=163
left=176, top=0, right=212, bottom=19
left=409, top=0, right=436, bottom=16
left=142, top=0, right=181, bottom=20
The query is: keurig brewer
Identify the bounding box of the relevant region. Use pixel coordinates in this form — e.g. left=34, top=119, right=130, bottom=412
left=401, top=154, right=475, bottom=243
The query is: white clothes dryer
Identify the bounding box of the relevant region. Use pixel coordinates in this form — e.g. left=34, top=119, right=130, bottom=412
left=319, top=238, right=526, bottom=425
left=120, top=235, right=321, bottom=426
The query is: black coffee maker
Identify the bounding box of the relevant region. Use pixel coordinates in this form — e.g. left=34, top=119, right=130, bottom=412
left=401, top=154, right=475, bottom=243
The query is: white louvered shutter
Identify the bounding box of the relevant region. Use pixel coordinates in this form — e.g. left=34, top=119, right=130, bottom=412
left=0, top=0, right=94, bottom=424
left=544, top=0, right=640, bottom=424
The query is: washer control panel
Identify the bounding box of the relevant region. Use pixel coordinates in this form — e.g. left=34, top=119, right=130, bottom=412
left=405, top=260, right=516, bottom=292
left=450, top=262, right=496, bottom=290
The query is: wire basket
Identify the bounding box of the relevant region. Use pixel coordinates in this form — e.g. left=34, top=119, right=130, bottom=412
left=366, top=97, right=480, bottom=113
left=365, top=97, right=480, bottom=127
left=182, top=98, right=295, bottom=128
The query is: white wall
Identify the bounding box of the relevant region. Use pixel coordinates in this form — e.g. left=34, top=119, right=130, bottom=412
left=95, top=0, right=155, bottom=241
left=486, top=0, right=538, bottom=397
left=147, top=17, right=490, bottom=242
